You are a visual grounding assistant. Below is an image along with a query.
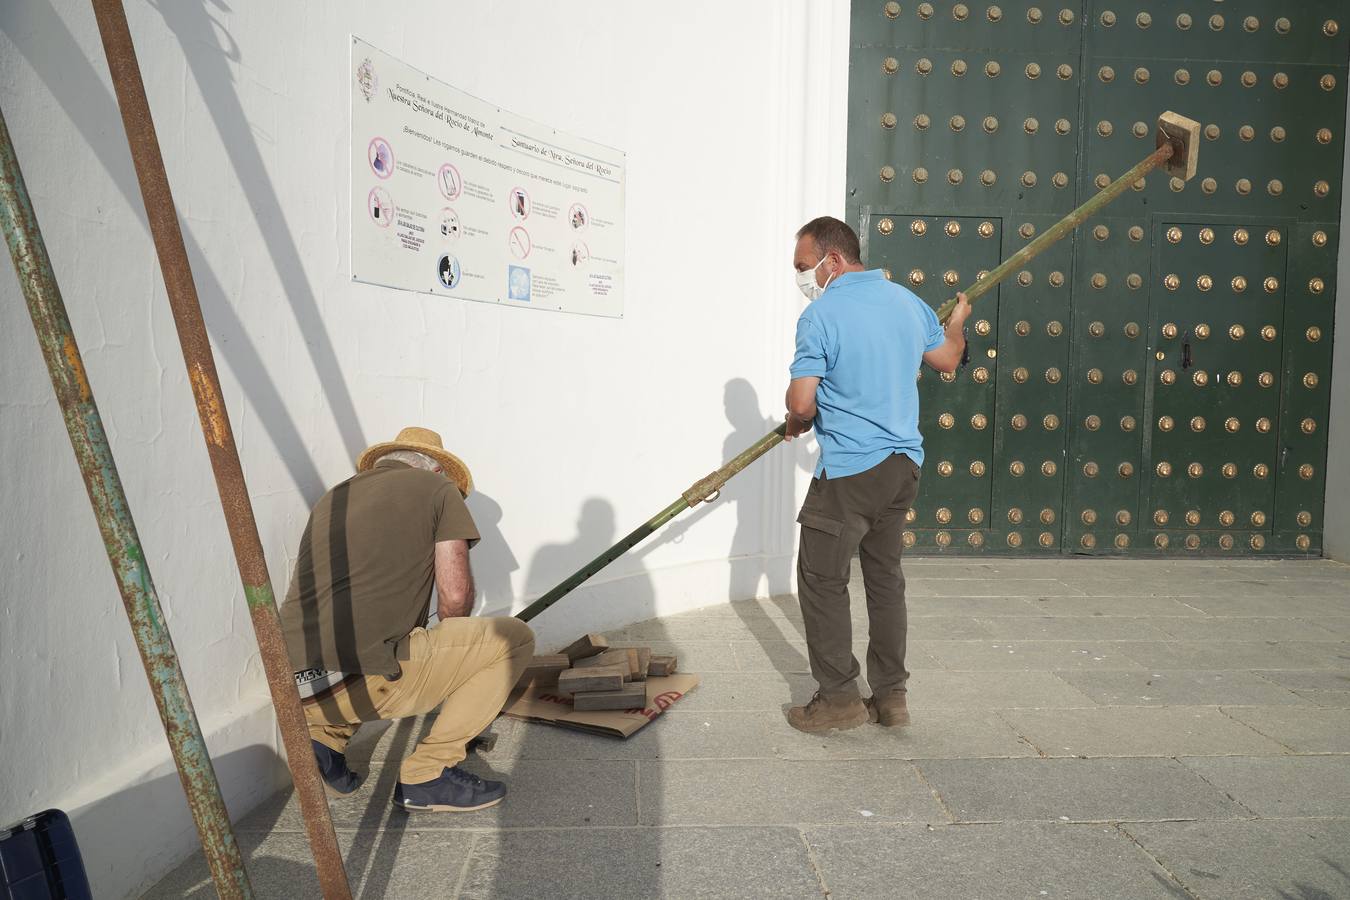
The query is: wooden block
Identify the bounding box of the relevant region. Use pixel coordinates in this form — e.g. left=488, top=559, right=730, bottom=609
left=631, top=647, right=651, bottom=681
left=572, top=682, right=649, bottom=711
left=559, top=633, right=609, bottom=663
left=558, top=665, right=627, bottom=694
left=572, top=649, right=634, bottom=679
left=516, top=653, right=569, bottom=688
left=647, top=655, right=678, bottom=677
left=624, top=648, right=644, bottom=681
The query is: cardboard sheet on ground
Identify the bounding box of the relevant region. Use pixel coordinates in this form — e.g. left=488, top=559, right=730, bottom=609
left=503, top=674, right=699, bottom=738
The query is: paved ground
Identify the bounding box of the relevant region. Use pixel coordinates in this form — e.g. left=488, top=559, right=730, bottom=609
left=147, top=557, right=1350, bottom=899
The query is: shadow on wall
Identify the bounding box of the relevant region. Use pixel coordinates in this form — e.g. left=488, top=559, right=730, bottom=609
left=525, top=497, right=656, bottom=620
left=466, top=491, right=519, bottom=615
left=1, top=0, right=364, bottom=504
left=721, top=377, right=813, bottom=676
left=69, top=744, right=289, bottom=898
left=721, top=376, right=803, bottom=599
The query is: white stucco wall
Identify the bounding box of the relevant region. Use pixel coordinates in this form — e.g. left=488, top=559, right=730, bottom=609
left=0, top=1, right=849, bottom=896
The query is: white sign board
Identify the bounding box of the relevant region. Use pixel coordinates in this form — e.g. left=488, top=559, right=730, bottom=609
left=350, top=37, right=625, bottom=317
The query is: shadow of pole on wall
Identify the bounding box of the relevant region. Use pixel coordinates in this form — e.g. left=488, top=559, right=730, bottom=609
left=2, top=0, right=344, bottom=503
left=465, top=490, right=519, bottom=616
left=150, top=0, right=367, bottom=475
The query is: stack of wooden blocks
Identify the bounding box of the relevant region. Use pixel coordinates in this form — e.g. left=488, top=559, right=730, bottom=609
left=516, top=634, right=679, bottom=710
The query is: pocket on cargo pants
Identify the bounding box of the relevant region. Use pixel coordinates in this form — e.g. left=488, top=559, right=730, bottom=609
left=797, top=508, right=850, bottom=579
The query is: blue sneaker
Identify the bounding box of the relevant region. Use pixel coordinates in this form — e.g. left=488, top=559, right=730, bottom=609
left=393, top=766, right=506, bottom=812
left=312, top=740, right=363, bottom=797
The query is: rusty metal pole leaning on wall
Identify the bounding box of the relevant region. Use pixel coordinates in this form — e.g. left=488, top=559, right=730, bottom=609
left=86, top=1, right=353, bottom=896
left=0, top=103, right=253, bottom=900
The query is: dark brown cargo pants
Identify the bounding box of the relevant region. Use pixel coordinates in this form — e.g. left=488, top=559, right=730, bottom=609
left=796, top=452, right=920, bottom=701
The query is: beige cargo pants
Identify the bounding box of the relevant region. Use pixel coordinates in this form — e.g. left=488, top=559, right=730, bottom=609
left=305, top=616, right=535, bottom=784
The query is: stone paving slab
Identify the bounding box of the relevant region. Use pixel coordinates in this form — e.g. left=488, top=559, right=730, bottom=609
left=1252, top=670, right=1350, bottom=708
left=915, top=757, right=1246, bottom=823
left=730, top=638, right=944, bottom=672
left=1253, top=669, right=1350, bottom=692
left=512, top=708, right=1035, bottom=761
left=660, top=670, right=817, bottom=711
left=656, top=669, right=1098, bottom=713
left=456, top=826, right=823, bottom=899
left=804, top=822, right=1183, bottom=899
left=1122, top=819, right=1350, bottom=900
left=682, top=597, right=802, bottom=620
left=1048, top=576, right=1212, bottom=598
left=904, top=669, right=1097, bottom=709
left=1177, top=593, right=1350, bottom=617
left=860, top=614, right=993, bottom=639
left=726, top=638, right=818, bottom=674
left=1291, top=689, right=1350, bottom=708
left=971, top=616, right=1176, bottom=641
left=1311, top=616, right=1350, bottom=638
left=1004, top=595, right=1207, bottom=617
left=902, top=595, right=1045, bottom=616
left=770, top=708, right=1036, bottom=760
left=923, top=640, right=1149, bottom=671
left=1178, top=755, right=1350, bottom=817
left=1062, top=577, right=1350, bottom=601
left=903, top=577, right=1088, bottom=597
left=636, top=759, right=948, bottom=826
left=143, top=828, right=476, bottom=899
left=237, top=757, right=639, bottom=833
left=1219, top=706, right=1350, bottom=752
left=1001, top=707, right=1291, bottom=757
left=1054, top=669, right=1313, bottom=707
left=604, top=615, right=800, bottom=643
left=1107, top=640, right=1350, bottom=671
left=1152, top=616, right=1349, bottom=641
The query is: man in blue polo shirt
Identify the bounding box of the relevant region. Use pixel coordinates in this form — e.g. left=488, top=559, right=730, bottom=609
left=783, top=216, right=970, bottom=733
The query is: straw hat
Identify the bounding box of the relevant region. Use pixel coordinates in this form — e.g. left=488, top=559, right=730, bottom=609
left=356, top=426, right=474, bottom=496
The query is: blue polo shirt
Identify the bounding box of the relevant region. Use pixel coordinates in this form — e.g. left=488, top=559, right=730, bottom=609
left=789, top=269, right=945, bottom=479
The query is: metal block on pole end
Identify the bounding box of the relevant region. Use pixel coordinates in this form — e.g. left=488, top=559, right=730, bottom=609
left=1156, top=111, right=1200, bottom=180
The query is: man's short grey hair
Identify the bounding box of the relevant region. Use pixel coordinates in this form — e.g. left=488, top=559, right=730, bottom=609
left=796, top=216, right=862, bottom=264
left=378, top=449, right=440, bottom=471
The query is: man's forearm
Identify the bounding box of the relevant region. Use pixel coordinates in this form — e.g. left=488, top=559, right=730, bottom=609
left=933, top=328, right=966, bottom=371
left=437, top=572, right=474, bottom=619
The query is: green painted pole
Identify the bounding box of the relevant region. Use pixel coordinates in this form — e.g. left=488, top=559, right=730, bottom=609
left=516, top=498, right=689, bottom=623
left=517, top=425, right=788, bottom=623
left=518, top=138, right=1181, bottom=625
left=0, top=103, right=253, bottom=899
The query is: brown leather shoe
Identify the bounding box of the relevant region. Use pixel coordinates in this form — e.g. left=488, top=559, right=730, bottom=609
left=865, top=691, right=910, bottom=727
left=787, top=692, right=869, bottom=734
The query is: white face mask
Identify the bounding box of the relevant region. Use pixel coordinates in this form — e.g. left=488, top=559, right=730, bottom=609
left=795, top=254, right=834, bottom=301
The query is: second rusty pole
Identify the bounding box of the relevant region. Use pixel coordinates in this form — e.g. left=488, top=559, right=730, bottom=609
left=87, top=1, right=352, bottom=896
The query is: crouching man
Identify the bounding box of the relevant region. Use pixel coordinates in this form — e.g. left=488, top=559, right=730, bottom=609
left=280, top=427, right=535, bottom=811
